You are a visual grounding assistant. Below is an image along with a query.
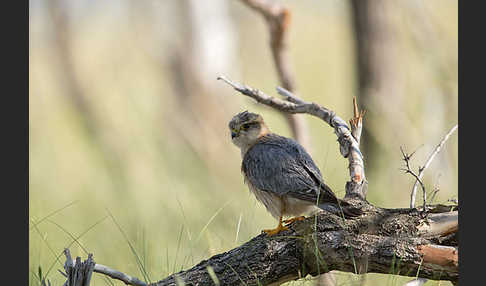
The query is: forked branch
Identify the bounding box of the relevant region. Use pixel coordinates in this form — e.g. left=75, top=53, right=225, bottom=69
left=400, top=146, right=428, bottom=211
left=217, top=76, right=367, bottom=200
left=409, top=125, right=458, bottom=208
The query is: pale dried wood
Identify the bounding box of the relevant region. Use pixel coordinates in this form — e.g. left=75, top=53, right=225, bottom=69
left=417, top=211, right=458, bottom=238
left=62, top=249, right=95, bottom=286
left=94, top=264, right=147, bottom=286
left=62, top=249, right=147, bottom=286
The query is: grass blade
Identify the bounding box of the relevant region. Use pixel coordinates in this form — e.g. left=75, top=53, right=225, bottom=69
left=43, top=215, right=108, bottom=279
left=46, top=219, right=89, bottom=254
left=196, top=200, right=232, bottom=243
left=206, top=266, right=220, bottom=286
left=29, top=200, right=79, bottom=230
left=106, top=209, right=151, bottom=284
left=235, top=213, right=242, bottom=245
left=172, top=225, right=185, bottom=274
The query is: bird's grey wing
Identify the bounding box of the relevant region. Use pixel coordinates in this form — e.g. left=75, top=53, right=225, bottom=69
left=242, top=140, right=322, bottom=203
left=293, top=143, right=339, bottom=204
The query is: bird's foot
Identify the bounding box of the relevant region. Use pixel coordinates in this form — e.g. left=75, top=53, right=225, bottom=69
left=262, top=224, right=289, bottom=236
left=283, top=216, right=306, bottom=225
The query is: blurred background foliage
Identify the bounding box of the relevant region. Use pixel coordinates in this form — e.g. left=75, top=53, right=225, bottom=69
left=29, top=0, right=457, bottom=285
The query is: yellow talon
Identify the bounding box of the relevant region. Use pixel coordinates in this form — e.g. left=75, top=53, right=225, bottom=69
left=262, top=224, right=288, bottom=236
left=262, top=216, right=289, bottom=236
left=283, top=216, right=306, bottom=225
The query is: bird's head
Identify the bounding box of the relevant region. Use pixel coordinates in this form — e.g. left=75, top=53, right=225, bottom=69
left=229, top=111, right=270, bottom=149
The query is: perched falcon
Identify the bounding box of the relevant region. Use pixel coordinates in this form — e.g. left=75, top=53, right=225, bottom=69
left=229, top=111, right=361, bottom=236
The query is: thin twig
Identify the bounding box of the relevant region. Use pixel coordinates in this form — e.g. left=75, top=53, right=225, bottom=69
left=410, top=125, right=458, bottom=208
left=400, top=146, right=427, bottom=210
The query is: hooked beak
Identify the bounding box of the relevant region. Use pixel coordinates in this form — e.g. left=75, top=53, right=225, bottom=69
left=231, top=130, right=238, bottom=139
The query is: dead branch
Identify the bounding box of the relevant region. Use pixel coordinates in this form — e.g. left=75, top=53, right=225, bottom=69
left=400, top=146, right=428, bottom=211
left=62, top=249, right=147, bottom=286
left=239, top=0, right=312, bottom=152
left=62, top=249, right=96, bottom=286
left=93, top=264, right=147, bottom=286
left=217, top=76, right=367, bottom=200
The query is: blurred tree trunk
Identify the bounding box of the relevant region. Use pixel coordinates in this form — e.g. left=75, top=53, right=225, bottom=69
left=171, top=0, right=240, bottom=167
left=238, top=0, right=312, bottom=153
left=349, top=1, right=457, bottom=207
left=129, top=0, right=239, bottom=168
left=46, top=0, right=128, bottom=192
left=349, top=0, right=403, bottom=173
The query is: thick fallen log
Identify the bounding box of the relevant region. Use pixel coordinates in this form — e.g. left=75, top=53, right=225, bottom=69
left=149, top=203, right=458, bottom=286
left=62, top=203, right=459, bottom=286
left=63, top=202, right=458, bottom=285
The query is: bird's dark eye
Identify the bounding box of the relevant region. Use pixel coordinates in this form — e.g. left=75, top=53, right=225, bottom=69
left=241, top=123, right=251, bottom=130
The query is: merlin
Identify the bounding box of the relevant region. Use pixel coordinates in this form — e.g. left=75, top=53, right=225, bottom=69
left=229, top=111, right=361, bottom=236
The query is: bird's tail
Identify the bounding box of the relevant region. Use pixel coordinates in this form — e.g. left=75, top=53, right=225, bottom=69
left=317, top=183, right=363, bottom=218
left=318, top=199, right=363, bottom=218
left=335, top=199, right=363, bottom=218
